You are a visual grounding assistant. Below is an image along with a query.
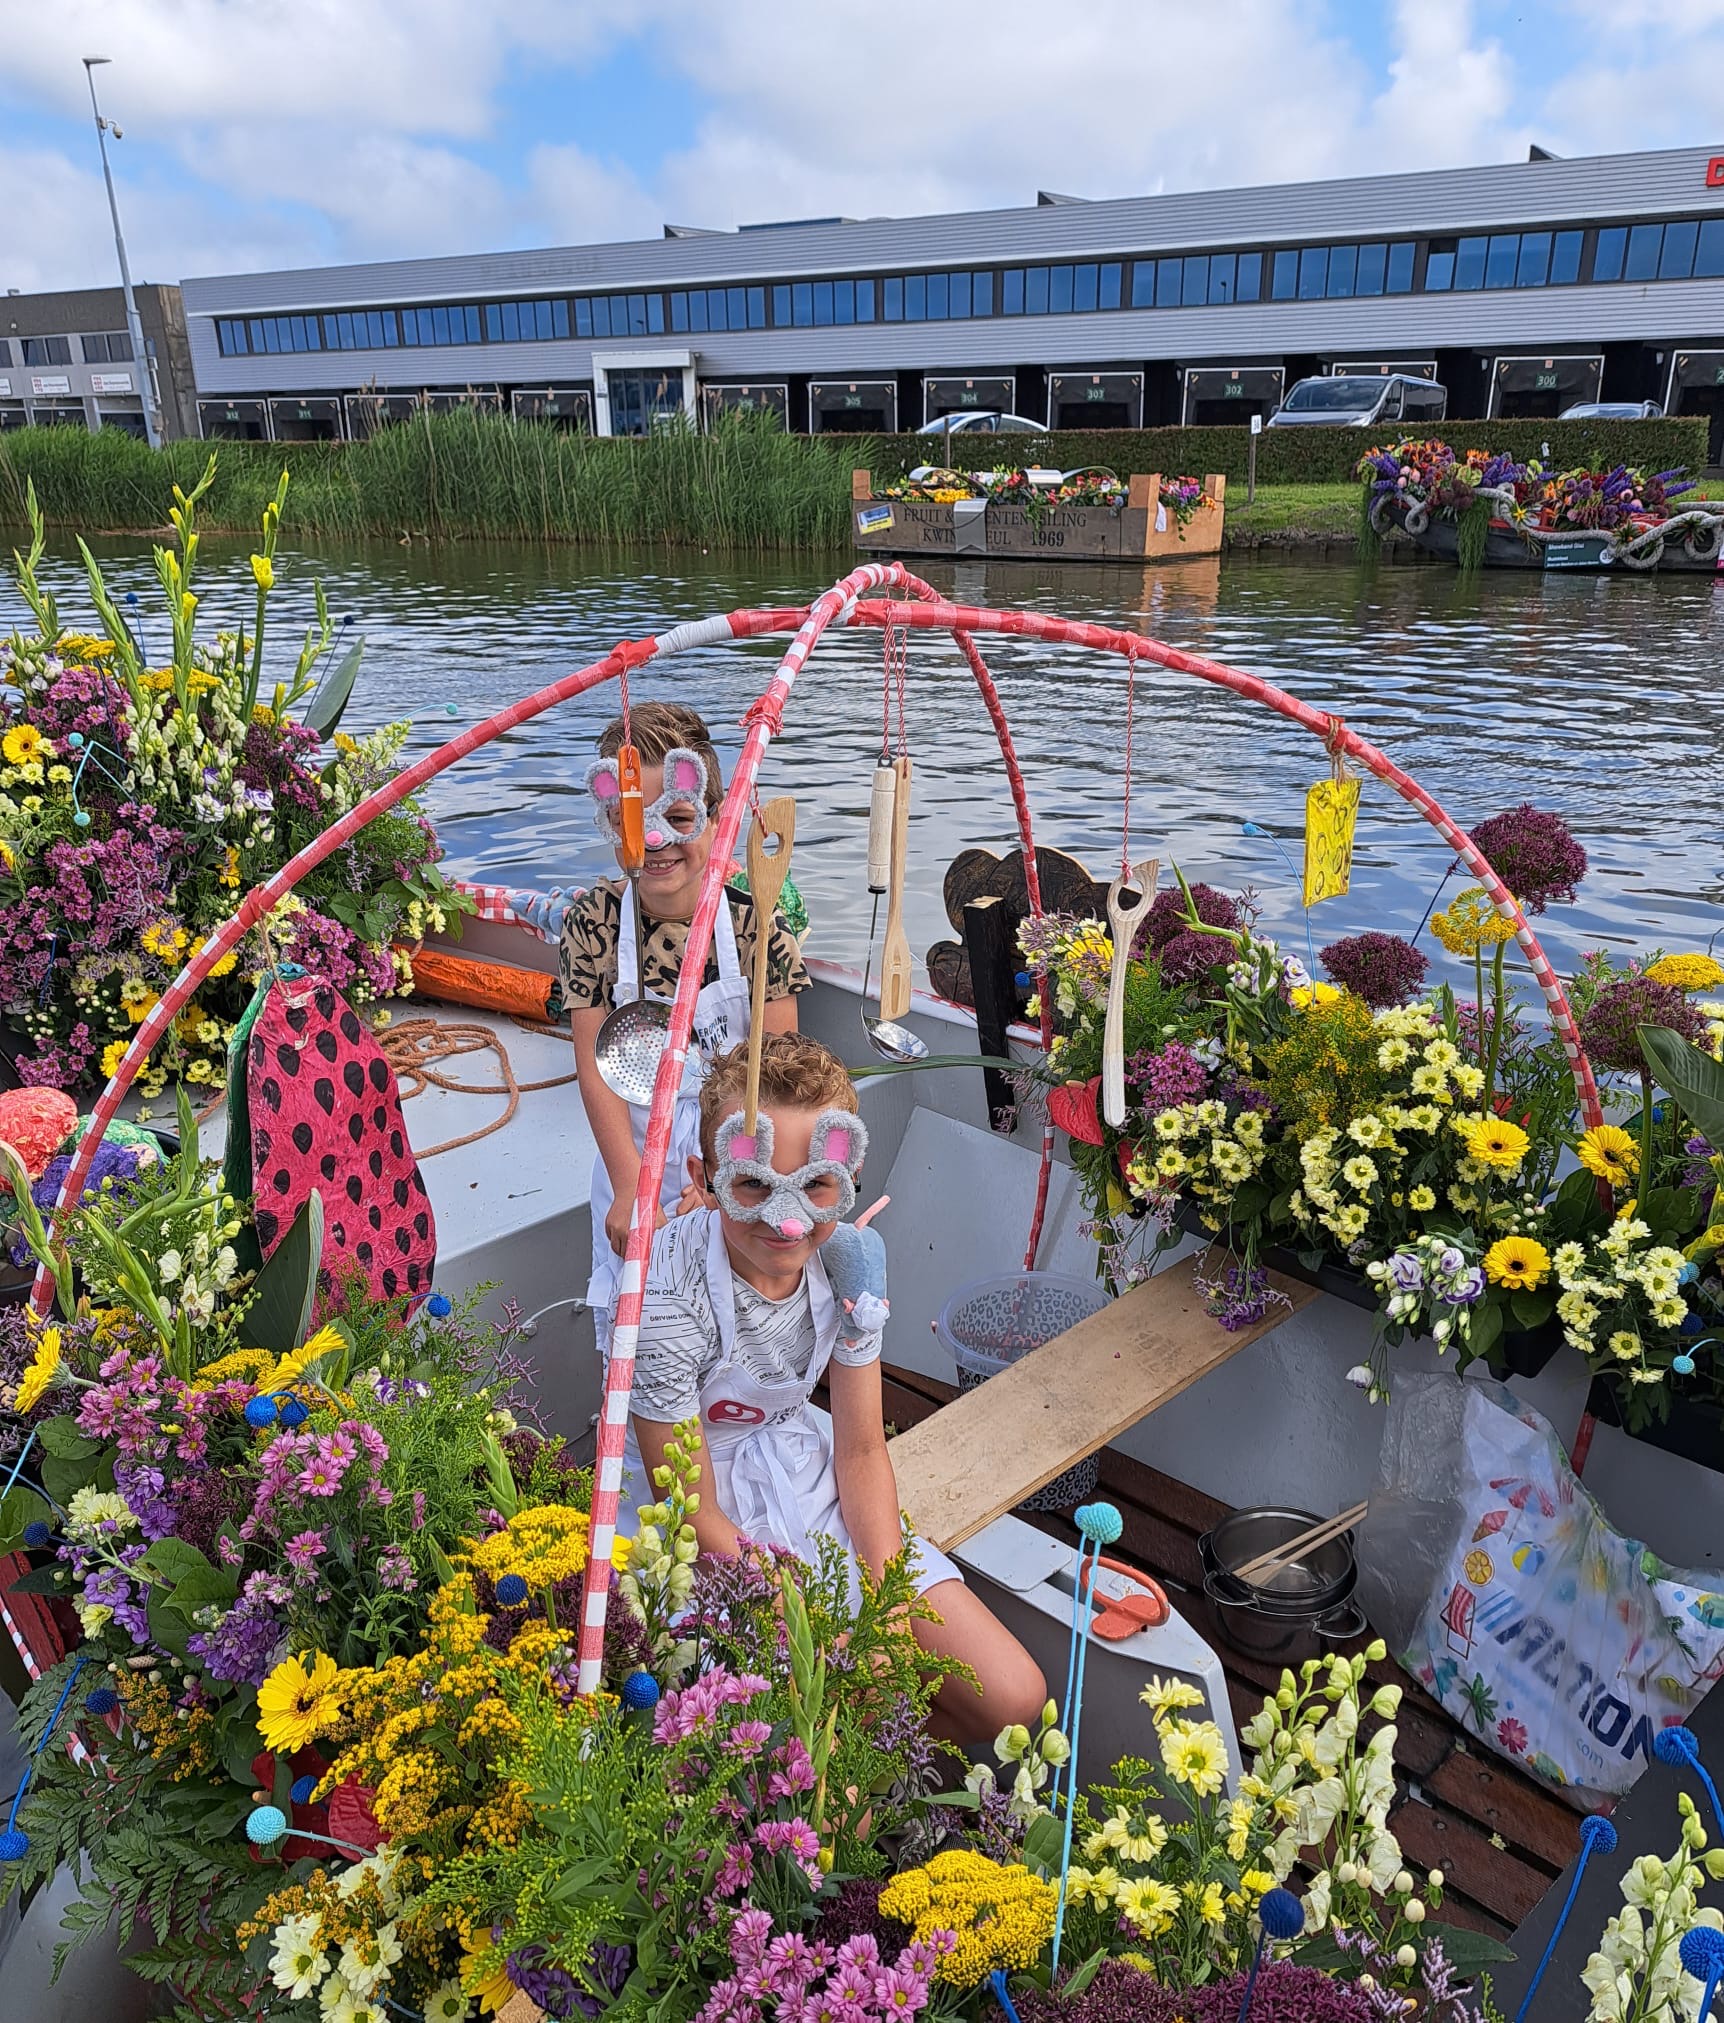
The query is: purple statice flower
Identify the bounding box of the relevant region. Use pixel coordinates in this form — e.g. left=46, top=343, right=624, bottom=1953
left=1319, top=931, right=1429, bottom=1008
left=82, top=1563, right=151, bottom=1646
left=1580, top=974, right=1705, bottom=1076
left=1468, top=804, right=1587, bottom=914
left=112, top=1460, right=177, bottom=1543
left=1125, top=1038, right=1210, bottom=1107
left=1195, top=1263, right=1292, bottom=1332
left=238, top=715, right=325, bottom=815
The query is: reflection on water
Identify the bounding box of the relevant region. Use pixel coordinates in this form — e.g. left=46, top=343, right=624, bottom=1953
left=7, top=535, right=1723, bottom=984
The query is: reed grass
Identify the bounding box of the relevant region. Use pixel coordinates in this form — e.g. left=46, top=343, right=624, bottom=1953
left=0, top=411, right=867, bottom=550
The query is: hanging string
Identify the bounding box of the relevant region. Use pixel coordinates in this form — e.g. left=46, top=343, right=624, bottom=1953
left=1323, top=711, right=1353, bottom=784
left=880, top=608, right=897, bottom=759
left=618, top=660, right=632, bottom=748
left=1120, top=643, right=1140, bottom=884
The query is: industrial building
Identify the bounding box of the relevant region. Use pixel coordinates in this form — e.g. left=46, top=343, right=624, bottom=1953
left=0, top=284, right=196, bottom=440
left=164, top=144, right=1724, bottom=456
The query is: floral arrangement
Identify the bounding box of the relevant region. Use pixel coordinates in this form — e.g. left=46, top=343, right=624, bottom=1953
left=1158, top=475, right=1216, bottom=534
left=1023, top=812, right=1724, bottom=1414
left=880, top=466, right=981, bottom=504
left=0, top=467, right=467, bottom=1096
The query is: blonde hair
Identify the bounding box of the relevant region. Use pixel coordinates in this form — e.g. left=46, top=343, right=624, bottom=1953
left=698, top=1033, right=858, bottom=1166
left=597, top=701, right=722, bottom=812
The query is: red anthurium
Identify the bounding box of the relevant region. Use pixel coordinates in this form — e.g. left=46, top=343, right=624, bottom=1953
left=1048, top=1076, right=1105, bottom=1146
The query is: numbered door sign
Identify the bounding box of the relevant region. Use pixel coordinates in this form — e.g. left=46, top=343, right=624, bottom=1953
left=1303, top=777, right=1360, bottom=906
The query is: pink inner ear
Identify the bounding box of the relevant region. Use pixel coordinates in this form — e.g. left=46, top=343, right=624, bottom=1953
left=730, top=1134, right=757, bottom=1161
left=671, top=758, right=703, bottom=793
left=591, top=769, right=620, bottom=800
left=822, top=1125, right=853, bottom=1165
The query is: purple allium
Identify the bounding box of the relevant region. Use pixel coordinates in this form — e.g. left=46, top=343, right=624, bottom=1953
left=1579, top=974, right=1706, bottom=1076
left=1155, top=927, right=1232, bottom=989
left=1320, top=931, right=1430, bottom=1008
left=1182, top=1962, right=1379, bottom=2022
left=815, top=1876, right=910, bottom=1955
left=1468, top=804, right=1587, bottom=914
left=1006, top=1960, right=1186, bottom=2023
left=1138, top=881, right=1241, bottom=956
left=1126, top=1038, right=1211, bottom=1107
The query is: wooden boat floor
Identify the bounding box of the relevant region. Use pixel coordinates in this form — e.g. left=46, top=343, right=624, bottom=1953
left=878, top=1359, right=1582, bottom=1945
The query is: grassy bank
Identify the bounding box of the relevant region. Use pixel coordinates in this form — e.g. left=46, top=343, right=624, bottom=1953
left=1220, top=484, right=1364, bottom=544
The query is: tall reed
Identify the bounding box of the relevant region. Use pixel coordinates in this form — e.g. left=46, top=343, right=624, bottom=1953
left=0, top=411, right=869, bottom=551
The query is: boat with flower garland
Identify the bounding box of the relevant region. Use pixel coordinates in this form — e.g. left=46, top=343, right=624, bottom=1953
left=2, top=506, right=1723, bottom=2021
left=1361, top=436, right=1724, bottom=570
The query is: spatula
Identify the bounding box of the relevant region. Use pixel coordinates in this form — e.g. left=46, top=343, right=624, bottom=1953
left=1102, top=857, right=1159, bottom=1129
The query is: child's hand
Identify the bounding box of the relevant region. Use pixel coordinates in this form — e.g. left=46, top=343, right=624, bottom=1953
left=606, top=1196, right=668, bottom=1255
left=673, top=1180, right=705, bottom=1218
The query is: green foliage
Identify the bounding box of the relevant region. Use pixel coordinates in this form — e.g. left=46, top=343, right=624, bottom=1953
left=1455, top=498, right=1489, bottom=571
left=1641, top=1024, right=1724, bottom=1144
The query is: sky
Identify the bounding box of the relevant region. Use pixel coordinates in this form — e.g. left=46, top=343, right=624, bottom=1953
left=2, top=0, right=1723, bottom=293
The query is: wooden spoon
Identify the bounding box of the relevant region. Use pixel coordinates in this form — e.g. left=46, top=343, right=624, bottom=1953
left=742, top=796, right=796, bottom=1139
left=1102, top=858, right=1159, bottom=1129
left=878, top=756, right=915, bottom=1022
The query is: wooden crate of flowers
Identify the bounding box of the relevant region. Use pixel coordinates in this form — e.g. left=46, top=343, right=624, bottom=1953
left=851, top=468, right=1226, bottom=561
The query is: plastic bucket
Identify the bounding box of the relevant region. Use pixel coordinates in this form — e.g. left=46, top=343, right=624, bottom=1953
left=934, top=1272, right=1110, bottom=1511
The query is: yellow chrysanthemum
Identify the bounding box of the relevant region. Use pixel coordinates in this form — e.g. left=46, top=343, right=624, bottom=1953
left=123, top=989, right=160, bottom=1026
left=1576, top=1123, right=1639, bottom=1187
left=0, top=838, right=14, bottom=873
left=11, top=1327, right=61, bottom=1415
left=1645, top=953, right=1724, bottom=993
left=1483, top=1236, right=1552, bottom=1290
left=1, top=724, right=48, bottom=767
left=220, top=847, right=242, bottom=889
left=1465, top=1116, right=1530, bottom=1172
left=458, top=1922, right=516, bottom=2015
left=141, top=918, right=189, bottom=962
left=1290, top=981, right=1342, bottom=1008
left=256, top=1650, right=341, bottom=1753
left=1159, top=1718, right=1230, bottom=1797
left=1116, top=1875, right=1182, bottom=1939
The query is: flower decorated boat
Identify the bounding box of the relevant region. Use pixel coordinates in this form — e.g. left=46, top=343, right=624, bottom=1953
left=1361, top=437, right=1724, bottom=571
left=2, top=544, right=1722, bottom=2022
left=852, top=467, right=1225, bottom=560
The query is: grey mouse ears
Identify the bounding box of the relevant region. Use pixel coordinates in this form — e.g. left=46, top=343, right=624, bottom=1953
left=583, top=748, right=710, bottom=844
left=712, top=1107, right=869, bottom=1174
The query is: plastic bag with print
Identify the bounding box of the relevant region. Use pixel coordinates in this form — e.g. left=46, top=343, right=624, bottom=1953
left=1357, top=1374, right=1724, bottom=1802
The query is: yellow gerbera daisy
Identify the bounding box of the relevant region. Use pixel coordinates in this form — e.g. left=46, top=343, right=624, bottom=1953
left=1576, top=1123, right=1639, bottom=1187
left=1, top=724, right=48, bottom=767
left=99, top=1039, right=129, bottom=1081
left=12, top=1327, right=61, bottom=1414
left=1483, top=1235, right=1552, bottom=1290
left=256, top=1649, right=341, bottom=1753
left=1466, top=1116, right=1530, bottom=1172
left=1645, top=953, right=1724, bottom=993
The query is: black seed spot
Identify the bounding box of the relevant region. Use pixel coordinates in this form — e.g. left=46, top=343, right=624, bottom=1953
left=284, top=1004, right=309, bottom=1034
left=320, top=1153, right=338, bottom=1180
left=256, top=1209, right=280, bottom=1247
left=369, top=1058, right=389, bottom=1092
left=315, top=1031, right=339, bottom=1063
left=356, top=1240, right=373, bottom=1265
left=260, top=1076, right=282, bottom=1112
left=274, top=1043, right=300, bottom=1078
left=343, top=1061, right=365, bottom=1099
left=368, top=1204, right=382, bottom=1230
left=340, top=1009, right=362, bottom=1043
left=372, top=1104, right=387, bottom=1129
left=382, top=1268, right=398, bottom=1296
left=393, top=1226, right=411, bottom=1255
left=412, top=1211, right=430, bottom=1240
left=291, top=1122, right=314, bottom=1155
left=313, top=1077, right=335, bottom=1116
left=368, top=1149, right=383, bottom=1179
left=392, top=1178, right=409, bottom=1209
left=347, top=1114, right=364, bottom=1145
left=389, top=1130, right=404, bottom=1160
left=271, top=1168, right=292, bottom=1195
left=346, top=1175, right=363, bottom=1204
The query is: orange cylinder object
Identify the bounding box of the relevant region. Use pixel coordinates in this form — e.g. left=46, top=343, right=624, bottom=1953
left=407, top=946, right=554, bottom=1022
left=617, top=742, right=645, bottom=868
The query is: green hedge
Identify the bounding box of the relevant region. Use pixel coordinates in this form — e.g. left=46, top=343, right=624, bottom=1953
left=862, top=417, right=1711, bottom=486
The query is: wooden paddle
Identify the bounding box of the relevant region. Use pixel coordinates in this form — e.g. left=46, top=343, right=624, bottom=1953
left=879, top=756, right=915, bottom=1021
left=742, top=797, right=797, bottom=1137
left=1102, top=857, right=1159, bottom=1129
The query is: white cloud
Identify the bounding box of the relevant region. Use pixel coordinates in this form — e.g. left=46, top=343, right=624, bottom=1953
left=1366, top=0, right=1522, bottom=166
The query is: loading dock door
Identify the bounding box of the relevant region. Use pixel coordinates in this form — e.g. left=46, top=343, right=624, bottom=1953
left=809, top=380, right=897, bottom=433
left=269, top=396, right=343, bottom=442
left=1047, top=371, right=1143, bottom=429
left=1489, top=354, right=1602, bottom=419
left=512, top=387, right=594, bottom=430
left=1181, top=365, right=1283, bottom=426
left=199, top=398, right=271, bottom=441
left=1331, top=359, right=1437, bottom=380
left=425, top=388, right=502, bottom=416
left=344, top=392, right=426, bottom=439
left=923, top=375, right=1015, bottom=420
left=0, top=404, right=26, bottom=433
left=1666, top=352, right=1724, bottom=464
left=700, top=383, right=790, bottom=429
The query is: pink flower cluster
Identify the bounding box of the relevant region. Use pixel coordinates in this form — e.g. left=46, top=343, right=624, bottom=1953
left=77, top=1347, right=250, bottom=1467
left=653, top=1668, right=771, bottom=1745
left=696, top=1916, right=951, bottom=2023
left=241, top=1418, right=390, bottom=1540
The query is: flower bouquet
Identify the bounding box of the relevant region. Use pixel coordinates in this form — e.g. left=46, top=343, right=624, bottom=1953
left=1158, top=475, right=1215, bottom=535
left=0, top=465, right=468, bottom=1098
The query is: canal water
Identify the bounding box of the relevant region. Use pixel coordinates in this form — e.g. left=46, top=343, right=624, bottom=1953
left=8, top=537, right=1723, bottom=979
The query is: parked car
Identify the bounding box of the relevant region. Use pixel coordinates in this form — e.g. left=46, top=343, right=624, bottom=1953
left=1266, top=373, right=1448, bottom=428
left=1557, top=400, right=1663, bottom=420
left=915, top=411, right=1048, bottom=435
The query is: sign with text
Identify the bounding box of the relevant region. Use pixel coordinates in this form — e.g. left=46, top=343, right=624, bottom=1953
left=1303, top=777, right=1360, bottom=906
left=1543, top=533, right=1612, bottom=570
left=90, top=372, right=134, bottom=395
left=30, top=375, right=71, bottom=396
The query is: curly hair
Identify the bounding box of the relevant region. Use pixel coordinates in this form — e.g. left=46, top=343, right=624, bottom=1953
left=596, top=701, right=722, bottom=811
left=698, top=1032, right=858, bottom=1164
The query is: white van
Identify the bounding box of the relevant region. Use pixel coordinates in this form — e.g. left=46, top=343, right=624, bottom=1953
left=1266, top=373, right=1448, bottom=429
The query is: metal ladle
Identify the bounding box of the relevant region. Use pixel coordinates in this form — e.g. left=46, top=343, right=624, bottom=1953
left=861, top=753, right=928, bottom=1063
left=593, top=746, right=672, bottom=1103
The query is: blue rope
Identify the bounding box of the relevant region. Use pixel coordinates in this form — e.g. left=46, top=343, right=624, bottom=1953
left=1236, top=1932, right=1269, bottom=2023
left=990, top=1969, right=1025, bottom=2023
left=1, top=1426, right=39, bottom=1499
left=1049, top=1544, right=1086, bottom=1822
left=1051, top=1535, right=1102, bottom=1976
left=1513, top=1817, right=1616, bottom=2023
left=2, top=1655, right=88, bottom=1846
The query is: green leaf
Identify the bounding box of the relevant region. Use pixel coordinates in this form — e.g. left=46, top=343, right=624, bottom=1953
left=1641, top=1186, right=1702, bottom=1247
left=302, top=634, right=364, bottom=736
left=1424, top=1922, right=1517, bottom=1972
left=40, top=1450, right=102, bottom=1504
left=1021, top=1811, right=1065, bottom=1876
left=1547, top=1162, right=1612, bottom=1239
left=0, top=1484, right=53, bottom=1553
left=36, top=1415, right=98, bottom=1459
left=1641, top=1025, right=1724, bottom=1144
left=138, top=1539, right=215, bottom=1589
left=1509, top=1288, right=1555, bottom=1331
left=165, top=1564, right=240, bottom=1623
left=246, top=1191, right=324, bottom=1353
left=7, top=1562, right=68, bottom=1595
left=147, top=1591, right=193, bottom=1657
left=1061, top=1950, right=1109, bottom=2001
left=1469, top=1298, right=1504, bottom=1365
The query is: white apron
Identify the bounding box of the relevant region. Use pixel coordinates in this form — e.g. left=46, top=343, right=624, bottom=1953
left=617, top=1212, right=962, bottom=1606
left=588, top=894, right=750, bottom=1360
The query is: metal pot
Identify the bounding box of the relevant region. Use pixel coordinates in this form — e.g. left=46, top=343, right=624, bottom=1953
left=1199, top=1507, right=1367, bottom=1663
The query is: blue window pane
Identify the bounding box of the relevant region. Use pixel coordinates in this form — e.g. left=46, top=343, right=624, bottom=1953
left=1660, top=220, right=1697, bottom=279
left=748, top=287, right=765, bottom=327
left=1697, top=219, right=1724, bottom=277
left=948, top=271, right=969, bottom=318
left=1425, top=244, right=1455, bottom=291
left=1593, top=226, right=1626, bottom=281
left=1516, top=232, right=1551, bottom=286
left=535, top=301, right=554, bottom=339
left=1485, top=234, right=1519, bottom=288
left=319, top=316, right=336, bottom=347
left=1048, top=264, right=1073, bottom=313
left=487, top=302, right=505, bottom=341
left=794, top=281, right=814, bottom=325
left=1157, top=257, right=1183, bottom=307
left=1271, top=249, right=1298, bottom=299
left=633, top=296, right=652, bottom=336
left=1327, top=245, right=1356, bottom=297
left=857, top=279, right=876, bottom=320
left=281, top=319, right=297, bottom=351
left=1130, top=261, right=1155, bottom=307
left=1025, top=266, right=1049, bottom=313
left=1386, top=242, right=1415, bottom=292
left=906, top=273, right=926, bottom=319
left=466, top=305, right=482, bottom=341
left=1298, top=246, right=1327, bottom=298
left=1625, top=223, right=1662, bottom=280
left=1352, top=243, right=1385, bottom=296
left=576, top=299, right=592, bottom=337
left=429, top=307, right=448, bottom=343
left=261, top=319, right=280, bottom=353
left=1099, top=262, right=1121, bottom=309
left=553, top=300, right=570, bottom=337
left=771, top=284, right=789, bottom=325
left=400, top=310, right=418, bottom=343
left=688, top=291, right=708, bottom=332
left=884, top=276, right=903, bottom=320
left=593, top=298, right=612, bottom=338
left=1453, top=237, right=1486, bottom=289
left=726, top=287, right=746, bottom=328
left=1002, top=269, right=1024, bottom=314
left=813, top=281, right=833, bottom=326
left=707, top=290, right=727, bottom=332
left=927, top=272, right=948, bottom=318
left=1236, top=252, right=1262, bottom=302
left=377, top=311, right=397, bottom=345
left=834, top=280, right=854, bottom=325
left=648, top=295, right=664, bottom=334
left=1551, top=230, right=1583, bottom=283
left=671, top=293, right=688, bottom=333
left=1068, top=262, right=1093, bottom=311
left=503, top=301, right=520, bottom=340
left=1207, top=253, right=1235, bottom=303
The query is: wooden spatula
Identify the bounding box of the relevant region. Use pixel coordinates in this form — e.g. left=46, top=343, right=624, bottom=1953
left=742, top=796, right=796, bottom=1138
left=878, top=756, right=915, bottom=1022
left=1102, top=857, right=1159, bottom=1129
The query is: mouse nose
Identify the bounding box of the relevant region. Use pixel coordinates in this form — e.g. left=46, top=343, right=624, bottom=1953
left=777, top=1219, right=806, bottom=1239
left=645, top=829, right=665, bottom=850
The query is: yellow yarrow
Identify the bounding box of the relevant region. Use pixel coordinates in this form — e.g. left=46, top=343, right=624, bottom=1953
left=1645, top=953, right=1724, bottom=993
left=877, top=1850, right=1056, bottom=1988
left=1431, top=887, right=1515, bottom=956
left=461, top=1503, right=591, bottom=1589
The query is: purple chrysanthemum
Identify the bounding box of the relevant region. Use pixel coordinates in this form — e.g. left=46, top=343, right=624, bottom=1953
left=1469, top=804, right=1587, bottom=914
left=1126, top=1038, right=1211, bottom=1107
left=1579, top=974, right=1705, bottom=1076
left=1320, top=931, right=1430, bottom=1008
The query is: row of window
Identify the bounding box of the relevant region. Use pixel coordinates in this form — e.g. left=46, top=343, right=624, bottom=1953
left=1, top=332, right=134, bottom=367
left=209, top=213, right=1724, bottom=358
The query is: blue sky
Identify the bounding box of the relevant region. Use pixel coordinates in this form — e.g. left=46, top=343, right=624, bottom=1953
left=3, top=1, right=1720, bottom=291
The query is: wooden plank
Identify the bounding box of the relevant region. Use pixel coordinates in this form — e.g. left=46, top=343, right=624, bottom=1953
left=1425, top=1751, right=1580, bottom=1873
left=1390, top=1795, right=1552, bottom=1926
left=891, top=1258, right=1316, bottom=1552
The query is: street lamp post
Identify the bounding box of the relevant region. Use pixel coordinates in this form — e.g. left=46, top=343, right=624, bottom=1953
left=82, top=56, right=161, bottom=447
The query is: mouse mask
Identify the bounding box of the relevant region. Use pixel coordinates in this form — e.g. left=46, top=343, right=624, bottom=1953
left=710, top=1107, right=868, bottom=1239
left=584, top=748, right=711, bottom=852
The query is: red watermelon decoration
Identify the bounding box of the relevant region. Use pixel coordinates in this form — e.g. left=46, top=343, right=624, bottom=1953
left=1047, top=1076, right=1105, bottom=1146
left=247, top=979, right=435, bottom=1304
